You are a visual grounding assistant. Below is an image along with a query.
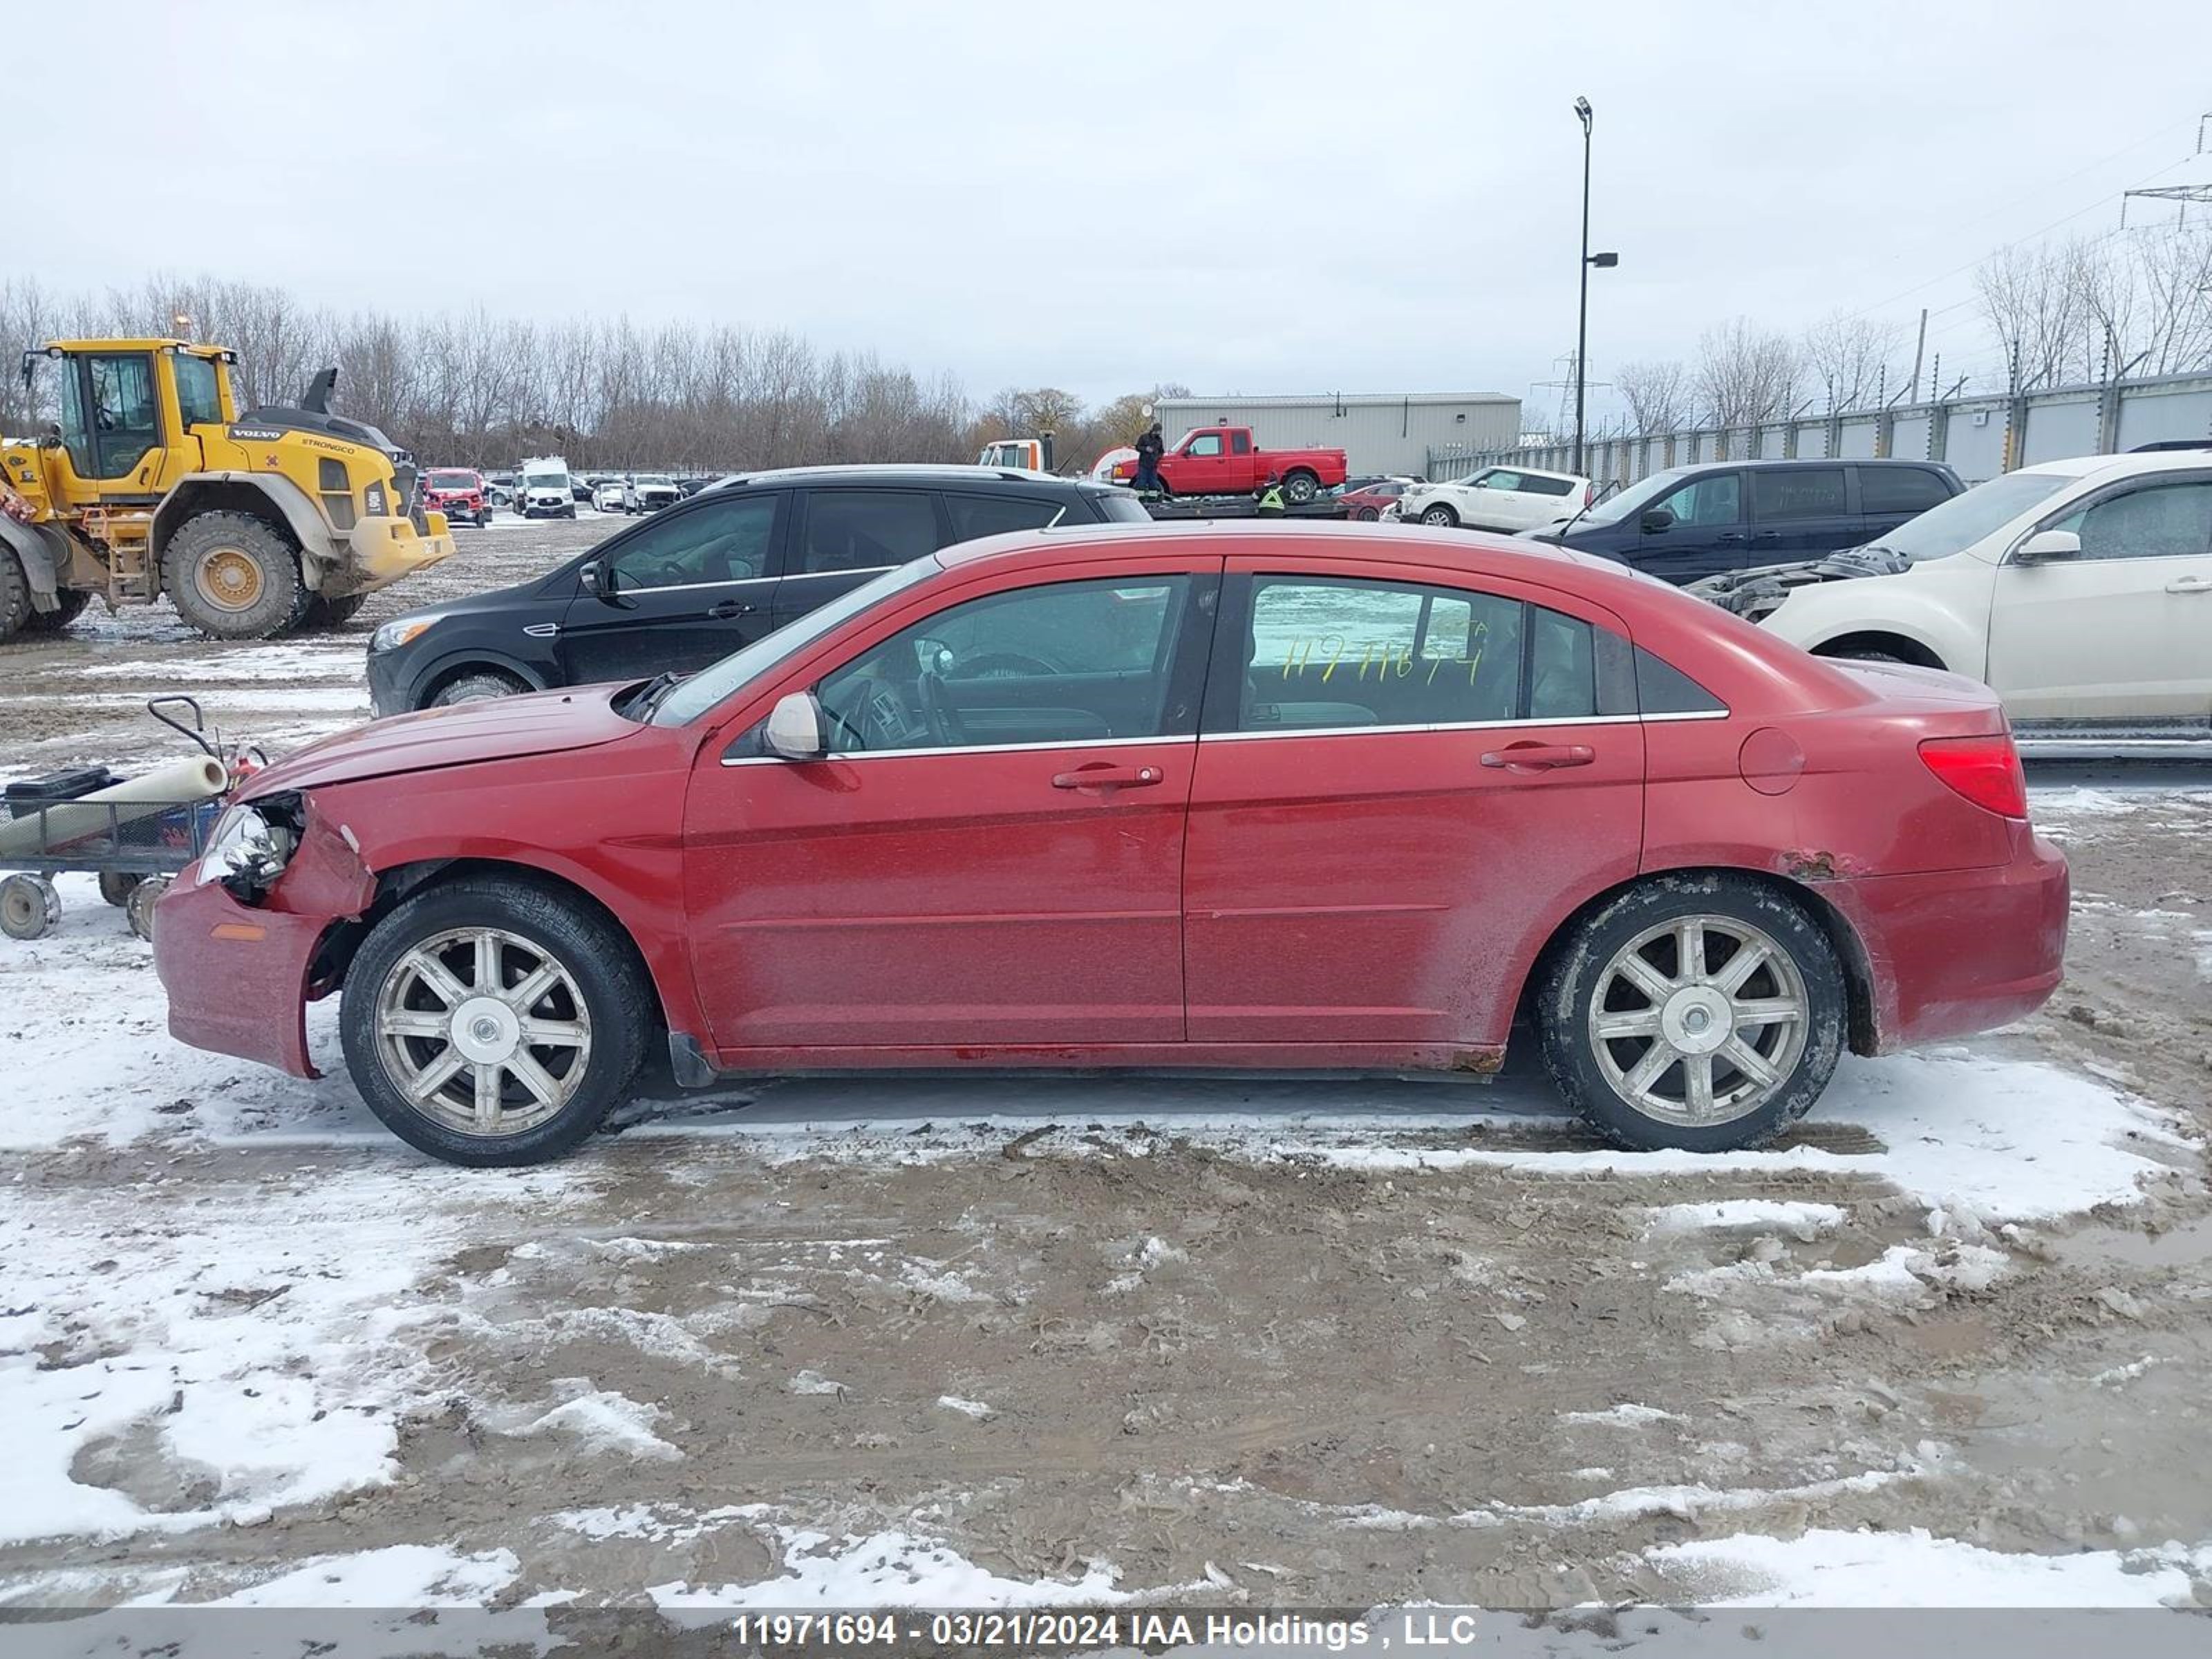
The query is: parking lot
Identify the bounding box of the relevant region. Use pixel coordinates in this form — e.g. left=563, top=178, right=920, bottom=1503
left=1, top=513, right=2209, bottom=1615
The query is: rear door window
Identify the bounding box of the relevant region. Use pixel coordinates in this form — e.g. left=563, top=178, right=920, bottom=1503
left=797, top=490, right=942, bottom=573
left=1750, top=468, right=1848, bottom=521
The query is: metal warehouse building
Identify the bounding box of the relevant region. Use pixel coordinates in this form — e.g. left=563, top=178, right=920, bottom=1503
left=1150, top=392, right=1522, bottom=479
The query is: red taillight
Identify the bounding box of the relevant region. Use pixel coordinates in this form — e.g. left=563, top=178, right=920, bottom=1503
left=1918, top=733, right=2027, bottom=819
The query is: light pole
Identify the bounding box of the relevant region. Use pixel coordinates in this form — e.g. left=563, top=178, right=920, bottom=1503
left=1573, top=96, right=1618, bottom=476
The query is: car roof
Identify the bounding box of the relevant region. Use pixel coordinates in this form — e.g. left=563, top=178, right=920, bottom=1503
left=720, top=462, right=1106, bottom=491
left=2014, top=449, right=2212, bottom=481
left=938, top=517, right=1614, bottom=583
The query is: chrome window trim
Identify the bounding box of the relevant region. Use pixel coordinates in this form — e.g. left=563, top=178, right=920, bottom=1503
left=1204, top=709, right=1730, bottom=742
left=722, top=733, right=1187, bottom=768
left=783, top=564, right=900, bottom=581
left=576, top=572, right=780, bottom=597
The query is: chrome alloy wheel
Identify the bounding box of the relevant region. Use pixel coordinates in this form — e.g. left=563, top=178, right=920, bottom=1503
left=1586, top=914, right=1809, bottom=1127
left=373, top=926, right=592, bottom=1136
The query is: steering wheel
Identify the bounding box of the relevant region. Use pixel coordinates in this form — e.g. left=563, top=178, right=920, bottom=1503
left=959, top=652, right=1056, bottom=681
left=917, top=672, right=969, bottom=747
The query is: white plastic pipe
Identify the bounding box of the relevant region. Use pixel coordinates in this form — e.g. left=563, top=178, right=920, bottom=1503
left=0, top=756, right=228, bottom=860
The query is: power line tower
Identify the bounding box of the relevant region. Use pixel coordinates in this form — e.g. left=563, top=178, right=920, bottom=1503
left=1528, top=351, right=1609, bottom=440
left=2121, top=111, right=2212, bottom=225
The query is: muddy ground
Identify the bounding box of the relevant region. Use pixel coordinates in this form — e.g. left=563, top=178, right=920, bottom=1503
left=1, top=516, right=2209, bottom=1619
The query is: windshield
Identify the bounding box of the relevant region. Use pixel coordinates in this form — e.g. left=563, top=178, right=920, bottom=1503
left=1867, top=470, right=2079, bottom=562
left=525, top=471, right=563, bottom=488
left=427, top=471, right=476, bottom=489
left=652, top=558, right=941, bottom=726
left=636, top=476, right=674, bottom=487
left=1574, top=469, right=1689, bottom=527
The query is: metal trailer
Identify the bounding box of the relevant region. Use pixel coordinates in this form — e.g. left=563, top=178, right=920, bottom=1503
left=0, top=699, right=234, bottom=941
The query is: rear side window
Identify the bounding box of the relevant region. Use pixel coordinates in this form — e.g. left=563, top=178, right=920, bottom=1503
left=797, top=490, right=940, bottom=574
left=944, top=494, right=1066, bottom=541
left=1857, top=467, right=1953, bottom=515
left=1520, top=474, right=1579, bottom=496
left=1226, top=577, right=1604, bottom=733
left=1752, top=468, right=1848, bottom=521
left=1230, top=431, right=1252, bottom=455
left=1634, top=646, right=1727, bottom=715
left=1089, top=491, right=1153, bottom=524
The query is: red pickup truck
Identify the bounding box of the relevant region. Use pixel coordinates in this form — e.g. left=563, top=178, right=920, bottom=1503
left=1154, top=426, right=1349, bottom=503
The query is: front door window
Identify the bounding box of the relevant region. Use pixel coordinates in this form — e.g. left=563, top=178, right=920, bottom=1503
left=817, top=576, right=1193, bottom=753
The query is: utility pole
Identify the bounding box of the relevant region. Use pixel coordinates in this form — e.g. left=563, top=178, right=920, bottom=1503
left=1571, top=98, right=1618, bottom=476
left=1908, top=308, right=1928, bottom=406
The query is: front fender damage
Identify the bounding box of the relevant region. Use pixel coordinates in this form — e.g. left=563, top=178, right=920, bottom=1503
left=160, top=792, right=379, bottom=1080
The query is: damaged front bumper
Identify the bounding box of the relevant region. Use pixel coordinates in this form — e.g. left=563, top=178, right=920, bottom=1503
left=1687, top=545, right=1911, bottom=622
left=152, top=796, right=377, bottom=1080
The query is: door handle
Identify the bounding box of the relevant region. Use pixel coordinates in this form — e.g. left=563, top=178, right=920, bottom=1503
left=1713, top=532, right=1747, bottom=544
left=1051, top=762, right=1164, bottom=791
left=706, top=599, right=758, bottom=619
left=1481, top=742, right=1595, bottom=772
left=2166, top=577, right=2212, bottom=594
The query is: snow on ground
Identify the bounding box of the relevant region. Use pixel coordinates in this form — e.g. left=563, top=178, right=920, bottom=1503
left=1649, top=1527, right=2212, bottom=1607
left=77, top=644, right=363, bottom=683
left=0, top=1157, right=584, bottom=1548
left=648, top=1525, right=1130, bottom=1609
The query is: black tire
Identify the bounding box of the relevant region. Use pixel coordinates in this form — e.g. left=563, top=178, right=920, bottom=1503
left=427, top=668, right=529, bottom=709
left=477, top=510, right=492, bottom=529
left=1282, top=469, right=1320, bottom=505
left=339, top=874, right=651, bottom=1166
left=1535, top=874, right=1846, bottom=1154
left=562, top=506, right=577, bottom=520
left=0, top=550, right=31, bottom=642
left=295, top=592, right=368, bottom=631
left=164, top=511, right=301, bottom=639
left=99, top=870, right=143, bottom=908
left=1419, top=504, right=1459, bottom=527
left=1356, top=507, right=1381, bottom=521
left=1827, top=648, right=1909, bottom=666
left=21, top=589, right=89, bottom=635
left=125, top=876, right=168, bottom=943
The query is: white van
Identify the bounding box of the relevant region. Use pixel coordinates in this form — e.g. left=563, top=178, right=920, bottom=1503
left=516, top=456, right=575, bottom=521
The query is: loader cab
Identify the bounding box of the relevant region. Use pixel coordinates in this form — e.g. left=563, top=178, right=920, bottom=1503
left=25, top=341, right=238, bottom=504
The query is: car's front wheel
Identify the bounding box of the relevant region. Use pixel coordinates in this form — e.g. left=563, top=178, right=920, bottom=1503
left=1536, top=875, right=1844, bottom=1152
left=1420, top=504, right=1458, bottom=527
left=340, top=875, right=651, bottom=1165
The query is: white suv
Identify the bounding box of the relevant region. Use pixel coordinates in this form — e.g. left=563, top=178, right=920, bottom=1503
left=1394, top=465, right=1592, bottom=532
left=1738, top=451, right=2212, bottom=742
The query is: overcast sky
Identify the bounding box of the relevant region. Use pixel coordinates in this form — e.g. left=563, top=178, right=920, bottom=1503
left=17, top=0, right=2211, bottom=419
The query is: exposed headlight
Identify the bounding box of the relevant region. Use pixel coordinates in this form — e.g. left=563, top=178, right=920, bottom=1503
left=370, top=612, right=447, bottom=653
left=196, top=805, right=276, bottom=888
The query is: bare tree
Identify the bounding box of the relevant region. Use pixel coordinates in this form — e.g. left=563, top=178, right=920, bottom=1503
left=2124, top=224, right=2212, bottom=376
left=1694, top=320, right=1801, bottom=427
left=1975, top=242, right=2089, bottom=390
left=1800, top=312, right=1900, bottom=411
left=1613, top=359, right=1694, bottom=433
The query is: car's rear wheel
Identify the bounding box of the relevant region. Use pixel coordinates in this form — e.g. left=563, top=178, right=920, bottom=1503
left=1356, top=506, right=1381, bottom=521
left=1420, top=504, right=1458, bottom=527
left=1282, top=470, right=1320, bottom=505
left=1536, top=875, right=1844, bottom=1152
left=341, top=876, right=650, bottom=1165
left=428, top=669, right=528, bottom=709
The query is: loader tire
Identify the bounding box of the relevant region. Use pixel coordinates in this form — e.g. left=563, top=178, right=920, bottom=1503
left=165, top=512, right=302, bottom=640
left=0, top=550, right=30, bottom=642
left=20, top=590, right=90, bottom=634
left=295, top=592, right=368, bottom=632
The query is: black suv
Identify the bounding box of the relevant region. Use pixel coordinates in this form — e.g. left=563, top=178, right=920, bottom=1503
left=366, top=466, right=1147, bottom=715
left=1530, top=459, right=1965, bottom=583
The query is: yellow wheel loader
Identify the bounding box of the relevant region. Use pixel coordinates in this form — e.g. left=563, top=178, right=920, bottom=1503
left=0, top=339, right=454, bottom=641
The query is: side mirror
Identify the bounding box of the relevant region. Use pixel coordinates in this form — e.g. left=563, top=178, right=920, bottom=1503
left=2014, top=528, right=2081, bottom=565
left=1640, top=507, right=1675, bottom=534
left=764, top=691, right=826, bottom=761
left=582, top=559, right=615, bottom=599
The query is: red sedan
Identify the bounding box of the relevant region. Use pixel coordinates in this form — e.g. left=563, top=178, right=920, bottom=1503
left=154, top=525, right=2068, bottom=1166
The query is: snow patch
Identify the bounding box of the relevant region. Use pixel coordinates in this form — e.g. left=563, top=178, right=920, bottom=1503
left=517, top=1387, right=682, bottom=1462
left=650, top=1526, right=1125, bottom=1608
left=1641, top=1200, right=1846, bottom=1240
left=937, top=1395, right=995, bottom=1419
left=1650, top=1527, right=2212, bottom=1608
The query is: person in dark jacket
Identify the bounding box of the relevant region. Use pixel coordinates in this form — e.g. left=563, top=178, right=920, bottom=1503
left=1255, top=471, right=1286, bottom=517
left=1133, top=422, right=1165, bottom=494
